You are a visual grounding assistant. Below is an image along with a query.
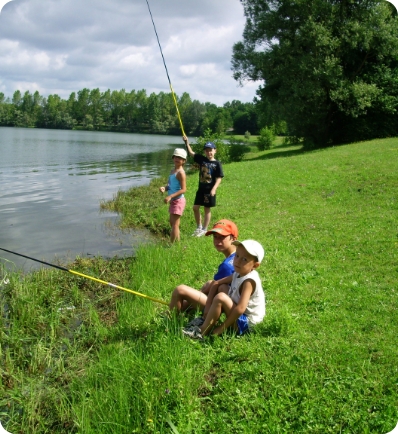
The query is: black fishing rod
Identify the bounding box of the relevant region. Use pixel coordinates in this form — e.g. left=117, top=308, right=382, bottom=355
left=0, top=247, right=168, bottom=306
left=145, top=0, right=186, bottom=137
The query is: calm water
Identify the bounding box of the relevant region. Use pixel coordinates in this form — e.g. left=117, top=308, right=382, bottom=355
left=0, top=127, right=183, bottom=271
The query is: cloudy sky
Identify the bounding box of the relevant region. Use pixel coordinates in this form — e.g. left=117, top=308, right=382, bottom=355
left=0, top=0, right=260, bottom=106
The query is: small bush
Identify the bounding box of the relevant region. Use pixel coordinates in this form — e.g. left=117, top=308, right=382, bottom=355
left=257, top=126, right=275, bottom=151
left=227, top=137, right=251, bottom=162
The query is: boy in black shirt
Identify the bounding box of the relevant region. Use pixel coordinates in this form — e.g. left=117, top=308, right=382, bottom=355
left=183, top=135, right=224, bottom=237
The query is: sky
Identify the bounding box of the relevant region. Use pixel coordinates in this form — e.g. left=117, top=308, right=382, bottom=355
left=0, top=0, right=260, bottom=106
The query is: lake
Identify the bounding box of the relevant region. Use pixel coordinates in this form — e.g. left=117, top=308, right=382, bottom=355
left=0, top=127, right=183, bottom=271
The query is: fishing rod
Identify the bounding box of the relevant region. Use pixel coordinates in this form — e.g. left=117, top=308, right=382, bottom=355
left=145, top=0, right=186, bottom=138
left=0, top=247, right=168, bottom=306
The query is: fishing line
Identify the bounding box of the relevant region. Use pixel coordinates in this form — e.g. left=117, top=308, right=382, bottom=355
left=0, top=247, right=168, bottom=306
left=145, top=0, right=186, bottom=137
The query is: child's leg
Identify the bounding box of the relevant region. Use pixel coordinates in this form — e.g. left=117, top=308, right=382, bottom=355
left=169, top=214, right=181, bottom=243
left=200, top=292, right=234, bottom=336
left=192, top=204, right=202, bottom=228
left=203, top=206, right=211, bottom=231
left=169, top=285, right=207, bottom=312
left=200, top=280, right=213, bottom=295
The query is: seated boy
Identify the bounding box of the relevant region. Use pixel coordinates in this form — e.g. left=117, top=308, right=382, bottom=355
left=168, top=219, right=238, bottom=315
left=182, top=239, right=265, bottom=340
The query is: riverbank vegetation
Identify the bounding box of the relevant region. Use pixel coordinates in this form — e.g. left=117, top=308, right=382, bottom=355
left=0, top=88, right=263, bottom=138
left=1, top=137, right=397, bottom=433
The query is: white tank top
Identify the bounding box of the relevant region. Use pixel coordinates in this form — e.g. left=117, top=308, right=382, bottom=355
left=228, top=270, right=265, bottom=326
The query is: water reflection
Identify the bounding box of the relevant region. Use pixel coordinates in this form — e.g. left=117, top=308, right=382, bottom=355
left=0, top=127, right=183, bottom=270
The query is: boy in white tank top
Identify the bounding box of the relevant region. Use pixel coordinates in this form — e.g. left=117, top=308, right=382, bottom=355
left=183, top=239, right=265, bottom=339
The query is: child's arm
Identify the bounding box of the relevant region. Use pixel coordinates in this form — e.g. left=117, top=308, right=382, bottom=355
left=203, top=274, right=233, bottom=318
left=165, top=171, right=186, bottom=203
left=212, top=279, right=255, bottom=336
left=182, top=135, right=195, bottom=157
left=210, top=177, right=222, bottom=196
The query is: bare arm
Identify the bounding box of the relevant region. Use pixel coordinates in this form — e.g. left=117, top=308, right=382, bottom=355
left=210, top=177, right=222, bottom=196
left=182, top=135, right=195, bottom=157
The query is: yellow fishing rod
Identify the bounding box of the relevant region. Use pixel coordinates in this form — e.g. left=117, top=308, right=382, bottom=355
left=0, top=247, right=168, bottom=306
left=145, top=0, right=186, bottom=137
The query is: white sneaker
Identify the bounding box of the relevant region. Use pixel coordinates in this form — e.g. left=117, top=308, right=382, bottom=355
left=182, top=325, right=203, bottom=340
left=191, top=228, right=203, bottom=236
left=195, top=229, right=206, bottom=237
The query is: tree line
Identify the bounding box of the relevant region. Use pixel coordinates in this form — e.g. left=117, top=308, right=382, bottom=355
left=0, top=88, right=267, bottom=137
left=2, top=1, right=396, bottom=148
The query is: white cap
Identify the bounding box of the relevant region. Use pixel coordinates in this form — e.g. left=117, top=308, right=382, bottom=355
left=232, top=240, right=265, bottom=263
left=172, top=148, right=187, bottom=159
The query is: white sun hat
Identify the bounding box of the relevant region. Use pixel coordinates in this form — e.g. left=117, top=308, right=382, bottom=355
left=232, top=240, right=265, bottom=263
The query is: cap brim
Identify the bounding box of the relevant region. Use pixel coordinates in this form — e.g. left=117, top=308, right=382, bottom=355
left=205, top=228, right=230, bottom=236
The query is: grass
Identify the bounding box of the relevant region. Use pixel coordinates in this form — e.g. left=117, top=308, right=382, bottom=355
left=1, top=138, right=398, bottom=433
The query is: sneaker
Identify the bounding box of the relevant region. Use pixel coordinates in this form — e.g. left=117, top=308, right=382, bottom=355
left=195, top=229, right=206, bottom=237
left=191, top=227, right=203, bottom=236
left=187, top=316, right=205, bottom=328
left=182, top=325, right=203, bottom=340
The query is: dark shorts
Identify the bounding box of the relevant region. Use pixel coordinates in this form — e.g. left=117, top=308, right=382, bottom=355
left=194, top=191, right=216, bottom=208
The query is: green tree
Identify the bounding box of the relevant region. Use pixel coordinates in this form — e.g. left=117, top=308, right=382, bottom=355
left=75, top=88, right=90, bottom=125
left=183, top=99, right=206, bottom=135
left=232, top=0, right=398, bottom=146
left=232, top=103, right=259, bottom=134
left=12, top=90, right=22, bottom=108
left=88, top=88, right=104, bottom=130
left=200, top=103, right=232, bottom=135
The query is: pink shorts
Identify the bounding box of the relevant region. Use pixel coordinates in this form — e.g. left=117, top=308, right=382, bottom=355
left=169, top=197, right=186, bottom=216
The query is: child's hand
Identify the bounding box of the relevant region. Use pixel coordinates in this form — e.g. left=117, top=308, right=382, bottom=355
left=182, top=135, right=188, bottom=143
left=164, top=196, right=171, bottom=204
left=159, top=186, right=166, bottom=193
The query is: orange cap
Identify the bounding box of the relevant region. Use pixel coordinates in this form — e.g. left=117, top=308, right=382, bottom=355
left=205, top=219, right=238, bottom=238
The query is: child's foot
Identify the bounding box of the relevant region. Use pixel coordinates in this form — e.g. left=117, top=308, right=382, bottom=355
left=191, top=227, right=203, bottom=236
left=195, top=229, right=206, bottom=237
left=186, top=317, right=204, bottom=328
left=182, top=325, right=203, bottom=340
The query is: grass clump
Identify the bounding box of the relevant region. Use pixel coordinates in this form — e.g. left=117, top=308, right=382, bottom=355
left=1, top=138, right=398, bottom=433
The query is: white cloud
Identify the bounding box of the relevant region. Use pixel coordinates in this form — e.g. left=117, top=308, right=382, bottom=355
left=0, top=0, right=259, bottom=105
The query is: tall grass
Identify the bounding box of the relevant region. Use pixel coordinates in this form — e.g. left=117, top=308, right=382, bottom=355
left=1, top=138, right=397, bottom=433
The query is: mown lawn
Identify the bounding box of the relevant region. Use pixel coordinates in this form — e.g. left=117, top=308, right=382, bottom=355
left=1, top=138, right=397, bottom=433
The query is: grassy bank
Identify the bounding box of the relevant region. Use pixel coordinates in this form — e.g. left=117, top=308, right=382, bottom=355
left=1, top=138, right=397, bottom=433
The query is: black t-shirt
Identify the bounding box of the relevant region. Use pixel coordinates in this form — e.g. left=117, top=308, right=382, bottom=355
left=193, top=154, right=224, bottom=191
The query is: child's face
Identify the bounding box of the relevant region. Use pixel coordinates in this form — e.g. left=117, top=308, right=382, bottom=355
left=233, top=245, right=260, bottom=276
left=173, top=156, right=185, bottom=166
left=204, top=148, right=216, bottom=160
left=212, top=233, right=235, bottom=253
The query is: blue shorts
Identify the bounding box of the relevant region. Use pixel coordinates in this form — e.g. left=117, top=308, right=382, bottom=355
left=236, top=314, right=249, bottom=335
